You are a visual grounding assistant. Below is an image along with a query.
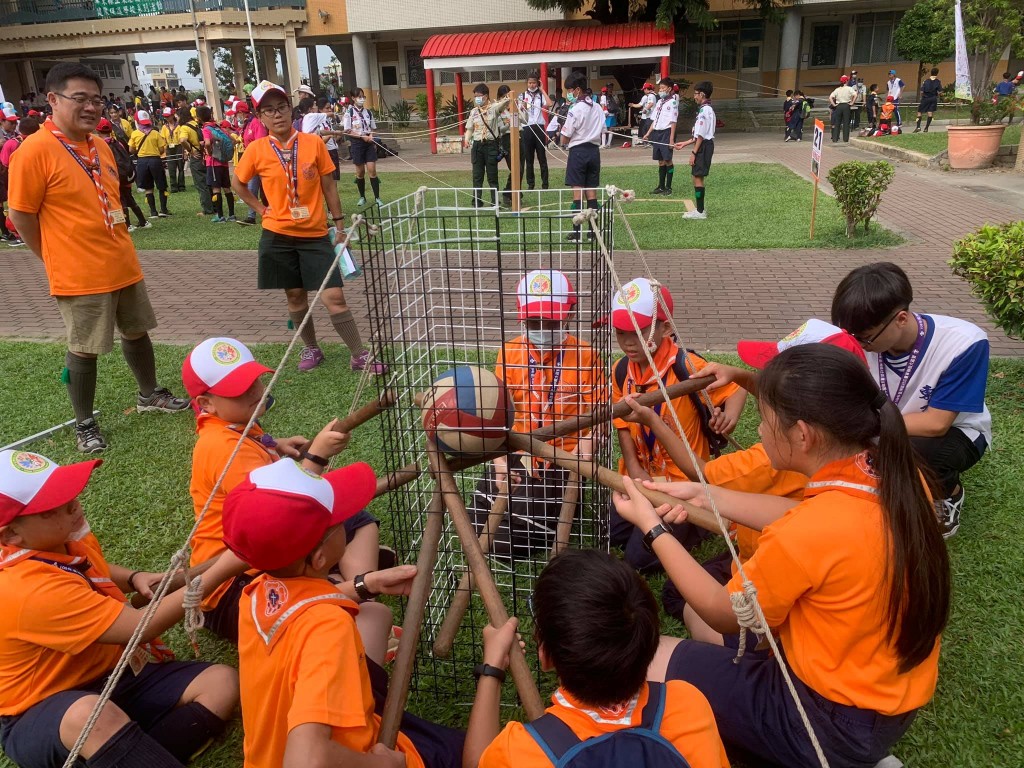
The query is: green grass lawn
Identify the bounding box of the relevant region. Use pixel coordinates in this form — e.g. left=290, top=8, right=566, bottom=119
left=128, top=162, right=899, bottom=252
left=0, top=340, right=1021, bottom=767
left=865, top=123, right=1021, bottom=157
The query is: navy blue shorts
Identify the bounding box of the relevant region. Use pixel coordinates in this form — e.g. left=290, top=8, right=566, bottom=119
left=664, top=640, right=917, bottom=767
left=349, top=138, right=378, bottom=166
left=662, top=549, right=734, bottom=620
left=609, top=496, right=713, bottom=572
left=650, top=128, right=674, bottom=162
left=205, top=164, right=230, bottom=189
left=0, top=660, right=211, bottom=768
left=564, top=143, right=600, bottom=188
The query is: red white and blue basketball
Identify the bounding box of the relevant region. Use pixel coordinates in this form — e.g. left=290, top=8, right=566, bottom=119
left=421, top=366, right=512, bottom=456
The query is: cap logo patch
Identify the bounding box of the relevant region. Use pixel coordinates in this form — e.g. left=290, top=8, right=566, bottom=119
left=12, top=452, right=49, bottom=473
left=529, top=274, right=552, bottom=296
left=264, top=580, right=288, bottom=616
left=780, top=321, right=808, bottom=344
left=211, top=341, right=241, bottom=366
left=619, top=283, right=642, bottom=306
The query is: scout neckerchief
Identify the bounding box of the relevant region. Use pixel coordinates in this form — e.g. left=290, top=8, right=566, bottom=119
left=526, top=343, right=566, bottom=431
left=269, top=131, right=301, bottom=210
left=878, top=313, right=927, bottom=407
left=245, top=573, right=358, bottom=651
left=624, top=338, right=679, bottom=468
left=520, top=90, right=544, bottom=124
left=43, top=118, right=117, bottom=237
left=348, top=106, right=373, bottom=135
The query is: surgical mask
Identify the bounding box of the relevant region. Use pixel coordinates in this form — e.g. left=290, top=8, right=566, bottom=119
left=527, top=328, right=566, bottom=349
left=355, top=97, right=365, bottom=106
left=474, top=95, right=485, bottom=106
left=528, top=85, right=539, bottom=93
left=566, top=92, right=578, bottom=105
left=658, top=90, right=669, bottom=99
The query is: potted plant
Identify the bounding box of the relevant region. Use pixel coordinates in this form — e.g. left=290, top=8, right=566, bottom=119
left=947, top=99, right=1010, bottom=169
left=950, top=221, right=1024, bottom=340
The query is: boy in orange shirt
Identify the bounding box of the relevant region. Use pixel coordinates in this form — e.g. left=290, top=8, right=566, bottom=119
left=231, top=80, right=382, bottom=375
left=468, top=269, right=605, bottom=556
left=464, top=549, right=729, bottom=768
left=222, top=459, right=465, bottom=768
left=0, top=449, right=243, bottom=768
left=608, top=278, right=746, bottom=570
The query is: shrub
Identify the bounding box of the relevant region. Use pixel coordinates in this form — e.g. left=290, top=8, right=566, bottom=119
left=385, top=99, right=411, bottom=128
left=826, top=160, right=896, bottom=238
left=950, top=221, right=1024, bottom=339
left=414, top=90, right=442, bottom=120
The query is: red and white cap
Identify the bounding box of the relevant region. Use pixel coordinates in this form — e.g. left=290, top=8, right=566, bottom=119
left=235, top=101, right=250, bottom=113
left=182, top=337, right=274, bottom=399
left=162, top=107, right=173, bottom=117
left=222, top=459, right=376, bottom=571
left=840, top=75, right=849, bottom=83
left=609, top=278, right=674, bottom=331
left=516, top=269, right=576, bottom=321
left=737, top=318, right=867, bottom=369
left=136, top=110, right=152, bottom=125
left=0, top=450, right=101, bottom=527
left=1, top=107, right=18, bottom=120
left=192, top=98, right=206, bottom=106
left=250, top=80, right=288, bottom=108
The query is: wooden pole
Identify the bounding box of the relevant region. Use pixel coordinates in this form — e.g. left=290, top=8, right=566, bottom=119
left=552, top=472, right=580, bottom=556
left=809, top=178, right=819, bottom=239
left=510, top=90, right=521, bottom=212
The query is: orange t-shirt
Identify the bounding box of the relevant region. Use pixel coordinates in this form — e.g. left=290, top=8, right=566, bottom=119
left=0, top=541, right=125, bottom=715
left=8, top=126, right=143, bottom=296
left=481, top=682, right=729, bottom=768
left=233, top=132, right=335, bottom=238
left=237, top=574, right=425, bottom=768
left=495, top=334, right=606, bottom=456
left=190, top=413, right=275, bottom=609
left=726, top=453, right=940, bottom=715
left=612, top=339, right=740, bottom=480
left=703, top=443, right=807, bottom=563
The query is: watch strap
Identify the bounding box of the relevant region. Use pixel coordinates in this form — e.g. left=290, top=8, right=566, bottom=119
left=300, top=450, right=329, bottom=467
left=353, top=572, right=377, bottom=602
left=473, top=663, right=507, bottom=684
left=642, top=522, right=672, bottom=552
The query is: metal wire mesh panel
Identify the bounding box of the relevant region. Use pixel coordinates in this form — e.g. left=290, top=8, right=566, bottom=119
left=359, top=188, right=614, bottom=711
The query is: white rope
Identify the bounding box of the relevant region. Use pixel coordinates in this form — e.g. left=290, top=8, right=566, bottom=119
left=579, top=195, right=831, bottom=768
left=60, top=214, right=368, bottom=768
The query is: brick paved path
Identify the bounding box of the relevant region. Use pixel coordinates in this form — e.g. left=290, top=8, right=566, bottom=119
left=3, top=134, right=1022, bottom=354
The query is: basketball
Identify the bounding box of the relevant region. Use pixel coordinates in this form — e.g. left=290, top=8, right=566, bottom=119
left=421, top=366, right=512, bottom=456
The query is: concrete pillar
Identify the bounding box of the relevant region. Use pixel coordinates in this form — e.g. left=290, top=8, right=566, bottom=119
left=259, top=45, right=281, bottom=83
left=230, top=45, right=247, bottom=97
left=19, top=59, right=36, bottom=95
left=283, top=31, right=302, bottom=102
left=196, top=33, right=221, bottom=119
left=305, top=46, right=319, bottom=94
left=660, top=56, right=670, bottom=79
left=539, top=62, right=548, bottom=96
left=352, top=34, right=373, bottom=105
left=455, top=71, right=465, bottom=135
left=426, top=68, right=437, bottom=154
left=777, top=10, right=801, bottom=94
left=329, top=41, right=356, bottom=95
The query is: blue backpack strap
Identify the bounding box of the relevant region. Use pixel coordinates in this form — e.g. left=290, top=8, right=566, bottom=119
left=524, top=713, right=582, bottom=764
left=639, top=681, right=668, bottom=732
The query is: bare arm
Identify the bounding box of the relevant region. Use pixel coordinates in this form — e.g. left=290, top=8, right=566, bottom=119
left=902, top=407, right=958, bottom=438
left=231, top=174, right=264, bottom=215
left=320, top=173, right=343, bottom=222
left=284, top=724, right=404, bottom=768
left=464, top=619, right=519, bottom=768
left=8, top=209, right=42, bottom=259
left=617, top=427, right=652, bottom=482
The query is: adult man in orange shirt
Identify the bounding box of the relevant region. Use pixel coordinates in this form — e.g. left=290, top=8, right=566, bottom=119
left=9, top=63, right=190, bottom=453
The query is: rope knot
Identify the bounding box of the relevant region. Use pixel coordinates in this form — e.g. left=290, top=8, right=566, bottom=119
left=730, top=579, right=766, bottom=663
left=183, top=573, right=205, bottom=657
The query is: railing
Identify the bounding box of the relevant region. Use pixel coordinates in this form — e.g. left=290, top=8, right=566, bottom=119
left=0, top=0, right=304, bottom=26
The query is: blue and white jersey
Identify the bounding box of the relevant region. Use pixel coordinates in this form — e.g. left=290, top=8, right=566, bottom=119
left=866, top=314, right=992, bottom=447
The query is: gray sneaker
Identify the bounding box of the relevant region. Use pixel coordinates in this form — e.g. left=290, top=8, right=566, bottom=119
left=137, top=387, right=191, bottom=413
left=75, top=418, right=107, bottom=453
left=940, top=487, right=963, bottom=539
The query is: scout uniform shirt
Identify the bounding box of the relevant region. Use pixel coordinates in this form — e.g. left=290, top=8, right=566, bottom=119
left=830, top=84, right=857, bottom=106
left=692, top=102, right=716, bottom=141
left=343, top=105, right=377, bottom=136
left=649, top=94, right=679, bottom=131
left=464, top=97, right=510, bottom=144
left=519, top=90, right=547, bottom=126
left=561, top=97, right=604, bottom=147
left=639, top=92, right=657, bottom=121
left=727, top=452, right=940, bottom=715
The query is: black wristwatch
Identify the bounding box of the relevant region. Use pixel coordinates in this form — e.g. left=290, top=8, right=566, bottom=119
left=473, top=663, right=507, bottom=684
left=353, top=572, right=377, bottom=602
left=642, top=522, right=672, bottom=552
left=300, top=450, right=328, bottom=467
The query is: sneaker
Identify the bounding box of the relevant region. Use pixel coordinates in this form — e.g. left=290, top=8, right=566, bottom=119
left=939, top=487, right=964, bottom=539
left=357, top=196, right=366, bottom=207
left=137, top=221, right=153, bottom=229
left=384, top=625, right=403, bottom=665
left=651, top=187, right=666, bottom=195
left=157, top=212, right=171, bottom=218
left=566, top=231, right=581, bottom=242
left=210, top=216, right=226, bottom=223
left=148, top=213, right=159, bottom=219
left=239, top=216, right=256, bottom=226
left=913, top=127, right=921, bottom=133
left=350, top=349, right=387, bottom=375
left=298, top=345, right=325, bottom=372
left=796, top=138, right=802, bottom=141
left=75, top=418, right=108, bottom=453
left=137, top=387, right=191, bottom=413
left=226, top=215, right=237, bottom=222
left=784, top=136, right=792, bottom=142
left=6, top=238, right=25, bottom=247
left=682, top=209, right=708, bottom=220
left=662, top=188, right=672, bottom=196
left=127, top=224, right=136, bottom=232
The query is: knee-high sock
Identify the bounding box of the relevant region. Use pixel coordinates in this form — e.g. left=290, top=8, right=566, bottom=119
left=665, top=164, right=674, bottom=190
left=159, top=190, right=169, bottom=214
left=658, top=165, right=667, bottom=189
left=915, top=116, right=922, bottom=128
left=225, top=192, right=235, bottom=216
left=145, top=192, right=157, bottom=215
left=120, top=334, right=157, bottom=396
left=146, top=702, right=226, bottom=763
left=370, top=176, right=380, bottom=199
left=571, top=199, right=581, bottom=233
left=355, top=177, right=366, bottom=197
left=289, top=309, right=319, bottom=348
left=925, top=116, right=933, bottom=130
left=86, top=722, right=184, bottom=768
left=695, top=187, right=706, bottom=213
left=65, top=351, right=97, bottom=424
left=330, top=310, right=364, bottom=354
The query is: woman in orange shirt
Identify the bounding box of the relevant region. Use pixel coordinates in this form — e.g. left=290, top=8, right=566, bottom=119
left=613, top=344, right=951, bottom=767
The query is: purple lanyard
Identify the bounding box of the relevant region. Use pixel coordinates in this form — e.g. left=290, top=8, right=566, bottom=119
left=527, top=347, right=565, bottom=428
left=626, top=373, right=665, bottom=459
left=878, top=313, right=926, bottom=407
left=270, top=135, right=299, bottom=207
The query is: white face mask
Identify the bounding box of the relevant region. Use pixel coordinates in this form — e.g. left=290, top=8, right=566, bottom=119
left=474, top=95, right=485, bottom=106
left=526, top=328, right=566, bottom=349
left=528, top=85, right=539, bottom=93
left=658, top=91, right=669, bottom=99
left=355, top=97, right=365, bottom=106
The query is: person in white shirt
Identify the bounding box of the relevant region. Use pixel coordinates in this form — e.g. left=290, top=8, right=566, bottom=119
left=886, top=70, right=906, bottom=127
left=643, top=77, right=679, bottom=196
left=342, top=87, right=379, bottom=207
left=517, top=72, right=551, bottom=190
left=628, top=82, right=656, bottom=147
left=673, top=80, right=715, bottom=220
left=301, top=97, right=341, bottom=181
left=560, top=73, right=604, bottom=242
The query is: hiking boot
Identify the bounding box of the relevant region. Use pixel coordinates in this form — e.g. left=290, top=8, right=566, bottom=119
left=75, top=418, right=107, bottom=454
left=298, top=346, right=325, bottom=372
left=682, top=209, right=707, bottom=220
left=137, top=387, right=191, bottom=413
left=350, top=349, right=387, bottom=375
left=939, top=487, right=964, bottom=539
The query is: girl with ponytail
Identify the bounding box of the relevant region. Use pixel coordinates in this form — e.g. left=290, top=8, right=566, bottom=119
left=613, top=343, right=951, bottom=767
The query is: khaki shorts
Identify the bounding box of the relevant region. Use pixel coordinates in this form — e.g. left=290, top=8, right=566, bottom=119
left=55, top=280, right=158, bottom=354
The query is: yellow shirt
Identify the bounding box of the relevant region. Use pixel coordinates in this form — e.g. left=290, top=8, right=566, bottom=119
left=160, top=124, right=178, bottom=148
left=129, top=128, right=166, bottom=158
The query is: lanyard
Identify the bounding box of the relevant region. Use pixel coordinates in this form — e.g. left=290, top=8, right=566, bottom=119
left=270, top=133, right=300, bottom=208
left=527, top=347, right=565, bottom=429
left=878, top=314, right=927, bottom=407
left=625, top=375, right=668, bottom=461
left=46, top=120, right=117, bottom=237
left=31, top=555, right=100, bottom=593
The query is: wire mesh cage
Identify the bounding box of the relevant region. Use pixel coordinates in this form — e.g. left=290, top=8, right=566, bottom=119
left=358, top=187, right=614, bottom=712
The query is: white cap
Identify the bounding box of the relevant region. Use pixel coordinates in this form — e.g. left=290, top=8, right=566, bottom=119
left=516, top=269, right=576, bottom=321
left=294, top=84, right=315, bottom=97
left=136, top=110, right=152, bottom=124
left=251, top=80, right=289, bottom=108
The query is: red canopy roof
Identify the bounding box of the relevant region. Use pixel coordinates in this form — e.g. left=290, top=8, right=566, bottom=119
left=421, top=23, right=674, bottom=59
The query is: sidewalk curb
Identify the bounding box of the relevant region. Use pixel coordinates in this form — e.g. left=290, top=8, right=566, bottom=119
left=849, top=138, right=940, bottom=168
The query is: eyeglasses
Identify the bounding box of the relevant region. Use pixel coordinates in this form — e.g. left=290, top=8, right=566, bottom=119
left=259, top=105, right=290, bottom=117
left=852, top=308, right=904, bottom=345
left=55, top=93, right=105, bottom=109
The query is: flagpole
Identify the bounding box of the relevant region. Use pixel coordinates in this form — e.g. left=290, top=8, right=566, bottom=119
left=243, top=0, right=260, bottom=82
left=954, top=0, right=972, bottom=101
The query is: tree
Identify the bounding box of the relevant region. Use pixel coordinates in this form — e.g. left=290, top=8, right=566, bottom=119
left=893, top=0, right=954, bottom=91
left=187, top=47, right=258, bottom=94
left=957, top=0, right=1024, bottom=117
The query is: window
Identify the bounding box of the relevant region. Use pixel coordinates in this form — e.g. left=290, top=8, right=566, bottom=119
left=438, top=71, right=455, bottom=85
left=671, top=19, right=762, bottom=73
left=381, top=65, right=398, bottom=87
left=405, top=48, right=426, bottom=86
left=852, top=12, right=909, bottom=64
left=809, top=24, right=841, bottom=67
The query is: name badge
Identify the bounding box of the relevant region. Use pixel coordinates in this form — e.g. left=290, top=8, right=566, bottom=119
left=129, top=646, right=149, bottom=676
left=110, top=209, right=126, bottom=225
left=290, top=206, right=311, bottom=221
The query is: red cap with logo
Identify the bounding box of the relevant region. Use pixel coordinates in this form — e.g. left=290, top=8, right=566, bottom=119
left=182, top=337, right=274, bottom=399
left=96, top=118, right=113, bottom=132
left=516, top=269, right=577, bottom=320
left=608, top=278, right=674, bottom=331
left=736, top=318, right=867, bottom=369
left=0, top=450, right=101, bottom=527
left=222, top=459, right=377, bottom=571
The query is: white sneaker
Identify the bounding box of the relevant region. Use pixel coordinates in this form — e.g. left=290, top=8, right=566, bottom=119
left=682, top=210, right=707, bottom=220
left=940, top=487, right=963, bottom=539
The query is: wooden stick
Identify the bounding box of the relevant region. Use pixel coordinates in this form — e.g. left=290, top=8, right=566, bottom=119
left=334, top=390, right=397, bottom=433
left=375, top=466, right=422, bottom=498
left=129, top=556, right=219, bottom=608
left=433, top=477, right=510, bottom=658
left=505, top=433, right=720, bottom=534
left=427, top=442, right=546, bottom=719
left=378, top=490, right=445, bottom=749
left=552, top=471, right=581, bottom=557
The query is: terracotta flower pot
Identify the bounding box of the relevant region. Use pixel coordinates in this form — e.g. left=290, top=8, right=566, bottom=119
left=947, top=124, right=1007, bottom=169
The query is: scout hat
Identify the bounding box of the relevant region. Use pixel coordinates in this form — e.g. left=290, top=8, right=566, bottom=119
left=182, top=337, right=274, bottom=399
left=0, top=450, right=101, bottom=527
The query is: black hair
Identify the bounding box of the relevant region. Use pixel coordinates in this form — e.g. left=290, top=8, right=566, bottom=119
left=45, top=62, right=103, bottom=94
left=350, top=88, right=365, bottom=99
left=17, top=117, right=40, bottom=136
left=176, top=106, right=192, bottom=124
left=297, top=96, right=315, bottom=113
left=785, top=89, right=794, bottom=97
left=930, top=67, right=940, bottom=76
left=473, top=83, right=489, bottom=96
left=533, top=549, right=660, bottom=707
left=1004, top=72, right=1013, bottom=79
left=658, top=77, right=673, bottom=88
left=195, top=105, right=212, bottom=123
left=527, top=71, right=540, bottom=81
left=693, top=80, right=713, bottom=98
left=831, top=262, right=913, bottom=336
left=758, top=345, right=950, bottom=673
left=795, top=90, right=804, bottom=97
left=316, top=96, right=329, bottom=109
left=869, top=83, right=878, bottom=91
left=564, top=72, right=589, bottom=95
left=496, top=84, right=510, bottom=98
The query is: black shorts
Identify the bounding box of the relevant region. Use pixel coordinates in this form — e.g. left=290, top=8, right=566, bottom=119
left=692, top=139, right=714, bottom=178
left=919, top=97, right=939, bottom=113
left=0, top=660, right=212, bottom=768
left=328, top=147, right=340, bottom=180
left=564, top=142, right=600, bottom=188
left=257, top=228, right=345, bottom=291
left=650, top=128, right=674, bottom=162
left=135, top=157, right=166, bottom=191
left=205, top=164, right=230, bottom=188
left=349, top=137, right=378, bottom=166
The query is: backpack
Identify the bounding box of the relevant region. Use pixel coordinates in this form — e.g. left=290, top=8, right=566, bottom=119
left=524, top=682, right=692, bottom=768
left=605, top=93, right=619, bottom=117
left=614, top=350, right=728, bottom=458
left=801, top=99, right=812, bottom=119
left=207, top=124, right=235, bottom=163
left=109, top=138, right=135, bottom=184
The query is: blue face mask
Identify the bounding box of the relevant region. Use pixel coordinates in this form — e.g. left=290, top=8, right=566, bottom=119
left=474, top=95, right=485, bottom=106
left=527, top=328, right=565, bottom=349
left=658, top=91, right=669, bottom=99
left=566, top=92, right=578, bottom=105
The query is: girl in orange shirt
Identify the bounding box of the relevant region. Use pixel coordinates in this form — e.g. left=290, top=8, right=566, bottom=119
left=612, top=344, right=951, bottom=767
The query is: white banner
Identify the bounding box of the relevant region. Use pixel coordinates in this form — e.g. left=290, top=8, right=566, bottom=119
left=954, top=0, right=972, bottom=101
